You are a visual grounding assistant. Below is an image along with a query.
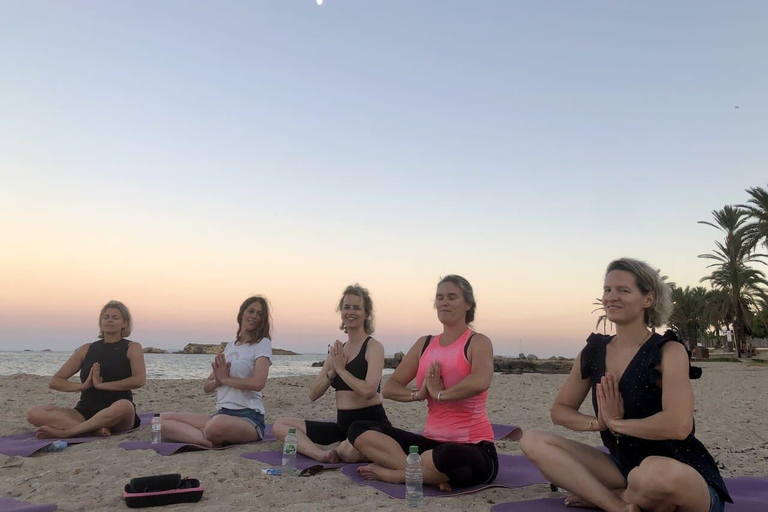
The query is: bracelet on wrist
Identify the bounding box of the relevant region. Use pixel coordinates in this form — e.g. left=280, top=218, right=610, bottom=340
left=437, top=391, right=443, bottom=403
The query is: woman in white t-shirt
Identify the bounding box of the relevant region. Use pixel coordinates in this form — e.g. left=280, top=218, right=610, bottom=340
left=160, top=296, right=272, bottom=446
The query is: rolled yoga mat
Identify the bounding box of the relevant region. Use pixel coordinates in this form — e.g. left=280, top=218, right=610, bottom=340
left=119, top=423, right=276, bottom=455
left=341, top=453, right=547, bottom=498
left=0, top=412, right=154, bottom=457
left=489, top=475, right=768, bottom=512
left=0, top=497, right=57, bottom=511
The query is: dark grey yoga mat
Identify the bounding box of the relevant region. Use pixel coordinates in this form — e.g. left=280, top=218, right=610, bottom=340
left=341, top=453, right=547, bottom=498
left=241, top=450, right=346, bottom=470
left=0, top=497, right=57, bottom=511
left=0, top=412, right=153, bottom=457
left=118, top=423, right=276, bottom=455
left=490, top=476, right=768, bottom=512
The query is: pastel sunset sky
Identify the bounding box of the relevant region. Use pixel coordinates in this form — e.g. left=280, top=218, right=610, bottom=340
left=1, top=1, right=765, bottom=357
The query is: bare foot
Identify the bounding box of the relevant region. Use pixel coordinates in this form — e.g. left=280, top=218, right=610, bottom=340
left=35, top=426, right=68, bottom=439
left=438, top=482, right=452, bottom=492
left=564, top=495, right=598, bottom=508
left=357, top=464, right=403, bottom=484
left=96, top=427, right=112, bottom=437
left=623, top=506, right=641, bottom=512
left=318, top=448, right=339, bottom=464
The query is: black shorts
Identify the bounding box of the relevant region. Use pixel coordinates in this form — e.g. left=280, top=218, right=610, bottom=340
left=347, top=421, right=498, bottom=488
left=305, top=404, right=390, bottom=446
left=75, top=400, right=141, bottom=430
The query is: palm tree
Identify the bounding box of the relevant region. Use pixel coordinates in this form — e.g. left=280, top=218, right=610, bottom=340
left=699, top=205, right=768, bottom=357
left=592, top=299, right=612, bottom=334
left=702, top=288, right=733, bottom=346
left=741, top=184, right=768, bottom=252
left=668, top=286, right=708, bottom=347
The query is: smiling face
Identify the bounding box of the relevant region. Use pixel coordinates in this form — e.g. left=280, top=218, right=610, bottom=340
left=240, top=301, right=264, bottom=333
left=602, top=270, right=655, bottom=326
left=435, top=281, right=471, bottom=327
left=340, top=294, right=366, bottom=332
left=100, top=308, right=127, bottom=337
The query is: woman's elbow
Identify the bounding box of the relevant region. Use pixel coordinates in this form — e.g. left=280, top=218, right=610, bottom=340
left=136, top=376, right=147, bottom=388
left=673, top=419, right=693, bottom=440
left=47, top=379, right=58, bottom=390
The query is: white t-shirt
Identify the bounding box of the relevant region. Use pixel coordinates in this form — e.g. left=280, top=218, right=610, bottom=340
left=215, top=338, right=272, bottom=414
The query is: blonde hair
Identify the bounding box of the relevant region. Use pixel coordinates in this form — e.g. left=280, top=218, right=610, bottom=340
left=337, top=284, right=375, bottom=334
left=98, top=300, right=133, bottom=338
left=606, top=258, right=672, bottom=327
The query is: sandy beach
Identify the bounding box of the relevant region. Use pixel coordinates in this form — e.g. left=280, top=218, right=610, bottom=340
left=1, top=362, right=766, bottom=511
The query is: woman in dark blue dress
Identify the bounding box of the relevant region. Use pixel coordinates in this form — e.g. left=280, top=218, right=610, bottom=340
left=521, top=258, right=731, bottom=512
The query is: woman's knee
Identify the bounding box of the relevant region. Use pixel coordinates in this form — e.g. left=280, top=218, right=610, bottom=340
left=26, top=405, right=50, bottom=425
left=202, top=416, right=229, bottom=442
left=110, top=400, right=135, bottom=419
left=519, top=429, right=554, bottom=459
left=272, top=417, right=294, bottom=439
left=627, top=456, right=683, bottom=500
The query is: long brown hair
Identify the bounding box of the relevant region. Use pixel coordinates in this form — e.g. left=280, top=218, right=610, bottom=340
left=236, top=296, right=272, bottom=344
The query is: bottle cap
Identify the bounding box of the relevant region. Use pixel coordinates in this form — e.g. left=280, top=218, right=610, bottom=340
left=409, top=445, right=418, bottom=454
left=288, top=428, right=297, bottom=434
left=60, top=441, right=68, bottom=448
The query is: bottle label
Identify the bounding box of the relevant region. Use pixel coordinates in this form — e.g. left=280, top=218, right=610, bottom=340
left=152, top=424, right=161, bottom=431
left=283, top=444, right=296, bottom=455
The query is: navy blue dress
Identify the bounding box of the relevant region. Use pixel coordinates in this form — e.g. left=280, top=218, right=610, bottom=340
left=580, top=330, right=732, bottom=503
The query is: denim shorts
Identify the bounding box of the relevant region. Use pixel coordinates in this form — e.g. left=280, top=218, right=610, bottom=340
left=608, top=454, right=725, bottom=512
left=213, top=407, right=265, bottom=439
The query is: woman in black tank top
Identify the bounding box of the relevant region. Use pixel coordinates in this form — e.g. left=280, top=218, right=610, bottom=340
left=273, top=284, right=390, bottom=463
left=26, top=301, right=146, bottom=439
left=520, top=259, right=729, bottom=512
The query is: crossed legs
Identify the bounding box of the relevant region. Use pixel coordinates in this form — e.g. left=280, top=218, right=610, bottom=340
left=28, top=400, right=136, bottom=439
left=272, top=417, right=364, bottom=463
left=520, top=430, right=714, bottom=512
left=159, top=412, right=260, bottom=448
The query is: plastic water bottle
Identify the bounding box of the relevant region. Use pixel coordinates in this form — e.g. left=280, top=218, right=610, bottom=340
left=282, top=427, right=298, bottom=476
left=151, top=413, right=162, bottom=444
left=44, top=440, right=67, bottom=453
left=405, top=445, right=423, bottom=507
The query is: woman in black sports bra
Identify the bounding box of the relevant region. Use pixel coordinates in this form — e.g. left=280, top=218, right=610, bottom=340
left=27, top=300, right=146, bottom=439
left=520, top=259, right=730, bottom=512
left=273, top=284, right=390, bottom=463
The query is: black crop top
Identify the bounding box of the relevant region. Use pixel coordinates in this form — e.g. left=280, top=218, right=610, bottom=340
left=580, top=330, right=731, bottom=503
left=331, top=337, right=381, bottom=393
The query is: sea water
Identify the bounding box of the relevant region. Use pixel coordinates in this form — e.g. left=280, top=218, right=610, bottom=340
left=0, top=351, right=394, bottom=379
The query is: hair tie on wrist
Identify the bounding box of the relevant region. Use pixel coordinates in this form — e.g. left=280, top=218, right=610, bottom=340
left=437, top=391, right=442, bottom=403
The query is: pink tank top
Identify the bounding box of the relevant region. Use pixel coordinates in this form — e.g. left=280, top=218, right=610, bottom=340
left=415, top=328, right=493, bottom=443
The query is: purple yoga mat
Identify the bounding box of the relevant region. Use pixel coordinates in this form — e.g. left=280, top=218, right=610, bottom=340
left=411, top=424, right=522, bottom=442
left=0, top=497, right=57, bottom=512
left=490, top=475, right=768, bottom=512
left=241, top=450, right=346, bottom=470
left=0, top=412, right=153, bottom=457
left=341, top=453, right=547, bottom=498
left=119, top=423, right=276, bottom=455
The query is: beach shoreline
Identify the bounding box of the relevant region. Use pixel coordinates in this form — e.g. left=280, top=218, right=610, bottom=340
left=1, top=363, right=766, bottom=511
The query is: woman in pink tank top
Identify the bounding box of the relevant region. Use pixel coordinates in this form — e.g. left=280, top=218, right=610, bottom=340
left=347, top=275, right=498, bottom=490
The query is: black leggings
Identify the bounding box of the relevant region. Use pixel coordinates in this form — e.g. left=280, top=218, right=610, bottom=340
left=305, top=404, right=390, bottom=445
left=347, top=421, right=498, bottom=487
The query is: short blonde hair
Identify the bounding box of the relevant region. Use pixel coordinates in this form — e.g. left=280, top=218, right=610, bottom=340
left=98, top=300, right=133, bottom=338
left=337, top=284, right=375, bottom=334
left=606, top=258, right=672, bottom=327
